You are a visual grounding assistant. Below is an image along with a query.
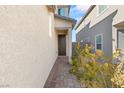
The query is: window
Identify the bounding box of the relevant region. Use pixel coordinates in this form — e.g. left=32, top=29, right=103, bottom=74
left=81, top=40, right=83, bottom=42
left=95, top=34, right=103, bottom=50
left=58, top=8, right=65, bottom=16
left=98, top=5, right=108, bottom=15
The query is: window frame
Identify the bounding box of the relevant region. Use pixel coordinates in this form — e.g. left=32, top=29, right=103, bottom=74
left=58, top=8, right=65, bottom=16
left=80, top=40, right=83, bottom=42
left=97, top=5, right=109, bottom=16
left=95, top=34, right=103, bottom=50
left=58, top=8, right=61, bottom=15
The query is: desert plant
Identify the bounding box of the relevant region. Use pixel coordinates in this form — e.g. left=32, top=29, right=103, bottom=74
left=111, top=49, right=124, bottom=88
left=70, top=42, right=120, bottom=88
left=111, top=61, right=124, bottom=88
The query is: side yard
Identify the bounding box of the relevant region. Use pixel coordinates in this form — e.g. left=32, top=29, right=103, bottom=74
left=44, top=56, right=81, bottom=88
left=70, top=42, right=124, bottom=88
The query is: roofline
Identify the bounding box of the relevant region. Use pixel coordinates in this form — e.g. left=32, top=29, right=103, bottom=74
left=54, top=14, right=77, bottom=28
left=47, top=5, right=77, bottom=28
left=74, top=5, right=96, bottom=30
left=54, top=14, right=77, bottom=23
left=47, top=5, right=54, bottom=9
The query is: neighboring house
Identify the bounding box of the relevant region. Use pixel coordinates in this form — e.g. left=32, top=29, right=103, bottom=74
left=0, top=5, right=76, bottom=87
left=75, top=5, right=124, bottom=56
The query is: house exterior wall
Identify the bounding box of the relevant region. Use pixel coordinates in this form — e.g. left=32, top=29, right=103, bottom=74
left=55, top=17, right=72, bottom=63
left=76, top=5, right=124, bottom=56
left=76, top=6, right=124, bottom=33
left=118, top=30, right=124, bottom=53
left=0, top=5, right=58, bottom=87
left=67, top=28, right=72, bottom=63
left=55, top=17, right=72, bottom=28
left=76, top=12, right=115, bottom=56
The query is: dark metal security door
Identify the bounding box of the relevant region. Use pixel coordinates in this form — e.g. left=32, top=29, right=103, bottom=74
left=58, top=35, right=66, bottom=56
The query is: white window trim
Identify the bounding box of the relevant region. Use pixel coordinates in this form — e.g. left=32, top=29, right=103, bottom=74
left=81, top=40, right=83, bottom=42
left=95, top=34, right=103, bottom=51
left=97, top=5, right=109, bottom=17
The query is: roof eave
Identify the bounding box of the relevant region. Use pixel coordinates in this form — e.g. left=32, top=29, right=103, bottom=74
left=54, top=14, right=77, bottom=24
left=74, top=5, right=96, bottom=30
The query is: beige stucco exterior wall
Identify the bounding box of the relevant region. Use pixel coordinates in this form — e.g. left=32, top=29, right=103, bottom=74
left=0, top=5, right=58, bottom=87
left=66, top=28, right=72, bottom=63
left=68, top=28, right=72, bottom=63
left=76, top=5, right=124, bottom=52
left=55, top=17, right=72, bottom=29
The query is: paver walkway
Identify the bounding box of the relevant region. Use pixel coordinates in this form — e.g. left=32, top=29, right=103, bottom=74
left=44, top=56, right=81, bottom=88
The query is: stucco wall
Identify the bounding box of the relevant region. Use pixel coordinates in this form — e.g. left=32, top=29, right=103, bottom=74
left=76, top=5, right=124, bottom=33
left=55, top=17, right=72, bottom=29
left=76, top=12, right=116, bottom=56
left=0, top=6, right=58, bottom=87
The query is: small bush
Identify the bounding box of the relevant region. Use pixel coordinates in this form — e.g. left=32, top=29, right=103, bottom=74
left=70, top=42, right=124, bottom=88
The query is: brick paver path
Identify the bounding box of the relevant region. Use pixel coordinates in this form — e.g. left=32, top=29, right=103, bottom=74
left=44, top=56, right=81, bottom=88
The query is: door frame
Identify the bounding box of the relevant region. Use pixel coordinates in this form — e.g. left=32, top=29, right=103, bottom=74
left=58, top=34, right=66, bottom=56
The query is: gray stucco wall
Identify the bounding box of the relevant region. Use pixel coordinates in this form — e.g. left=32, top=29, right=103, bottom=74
left=76, top=11, right=117, bottom=56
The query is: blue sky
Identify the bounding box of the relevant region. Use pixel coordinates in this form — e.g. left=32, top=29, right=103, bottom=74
left=69, top=5, right=90, bottom=42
